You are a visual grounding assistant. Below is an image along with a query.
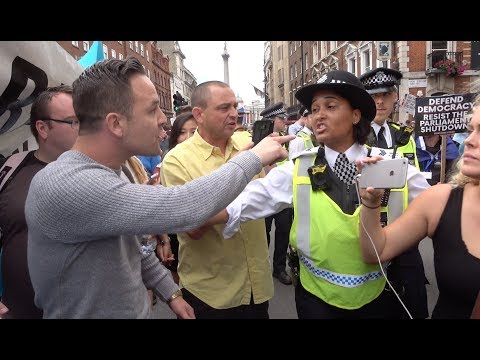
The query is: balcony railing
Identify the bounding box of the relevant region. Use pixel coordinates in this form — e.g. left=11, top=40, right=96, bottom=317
left=426, top=51, right=463, bottom=75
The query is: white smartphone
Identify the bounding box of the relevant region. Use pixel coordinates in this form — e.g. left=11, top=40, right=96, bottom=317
left=359, top=158, right=408, bottom=189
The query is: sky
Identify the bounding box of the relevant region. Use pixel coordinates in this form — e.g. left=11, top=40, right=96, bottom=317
left=179, top=41, right=265, bottom=107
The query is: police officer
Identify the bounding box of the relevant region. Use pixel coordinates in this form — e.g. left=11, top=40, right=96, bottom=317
left=359, top=67, right=419, bottom=168
left=259, top=102, right=293, bottom=285
left=360, top=67, right=429, bottom=319
left=289, top=106, right=318, bottom=160
left=215, top=70, right=430, bottom=318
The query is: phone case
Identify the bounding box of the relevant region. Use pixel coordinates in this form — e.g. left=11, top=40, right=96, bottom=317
left=252, top=120, right=274, bottom=145
left=359, top=158, right=408, bottom=189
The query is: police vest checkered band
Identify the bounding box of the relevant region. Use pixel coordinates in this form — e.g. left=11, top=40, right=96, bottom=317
left=362, top=71, right=397, bottom=87
left=299, top=255, right=384, bottom=288
left=269, top=107, right=286, bottom=116
left=262, top=107, right=286, bottom=119
left=317, top=75, right=346, bottom=84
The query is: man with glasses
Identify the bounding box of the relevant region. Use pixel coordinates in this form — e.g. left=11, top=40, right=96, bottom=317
left=0, top=85, right=78, bottom=318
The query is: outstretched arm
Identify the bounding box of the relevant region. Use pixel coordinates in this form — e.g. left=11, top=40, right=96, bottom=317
left=357, top=158, right=449, bottom=263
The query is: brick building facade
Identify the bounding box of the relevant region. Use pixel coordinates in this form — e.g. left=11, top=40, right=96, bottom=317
left=266, top=41, right=480, bottom=124
left=57, top=41, right=174, bottom=119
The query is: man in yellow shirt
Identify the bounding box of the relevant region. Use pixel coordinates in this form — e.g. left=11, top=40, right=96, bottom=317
left=161, top=80, right=273, bottom=319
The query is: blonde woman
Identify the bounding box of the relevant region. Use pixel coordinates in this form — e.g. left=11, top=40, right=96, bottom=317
left=359, top=94, right=480, bottom=318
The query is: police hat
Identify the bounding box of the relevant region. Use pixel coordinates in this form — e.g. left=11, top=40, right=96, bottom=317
left=359, top=67, right=402, bottom=95
left=295, top=70, right=376, bottom=123
left=260, top=102, right=287, bottom=119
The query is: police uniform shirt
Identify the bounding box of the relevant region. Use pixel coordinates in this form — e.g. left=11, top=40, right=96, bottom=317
left=222, top=143, right=430, bottom=238
left=289, top=126, right=315, bottom=160
left=371, top=121, right=393, bottom=148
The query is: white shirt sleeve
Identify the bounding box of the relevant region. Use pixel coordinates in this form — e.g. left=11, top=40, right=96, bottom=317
left=288, top=136, right=306, bottom=160
left=223, top=160, right=294, bottom=238
left=406, top=165, right=430, bottom=203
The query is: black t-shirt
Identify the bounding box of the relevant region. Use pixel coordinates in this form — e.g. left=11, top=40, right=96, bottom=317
left=0, top=151, right=46, bottom=318
left=432, top=187, right=480, bottom=318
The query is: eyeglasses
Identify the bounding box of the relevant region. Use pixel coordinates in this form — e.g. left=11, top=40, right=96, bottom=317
left=42, top=117, right=79, bottom=128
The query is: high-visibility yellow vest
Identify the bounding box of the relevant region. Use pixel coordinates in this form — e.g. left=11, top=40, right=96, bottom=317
left=389, top=123, right=419, bottom=170
left=275, top=131, right=289, bottom=166
left=290, top=150, right=408, bottom=309
left=296, top=130, right=315, bottom=151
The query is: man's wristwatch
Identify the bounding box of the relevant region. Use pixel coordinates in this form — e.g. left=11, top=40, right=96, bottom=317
left=167, top=289, right=183, bottom=303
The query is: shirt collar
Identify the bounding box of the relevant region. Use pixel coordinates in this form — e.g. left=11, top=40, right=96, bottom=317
left=191, top=130, right=242, bottom=161
left=371, top=121, right=388, bottom=135
left=324, top=143, right=365, bottom=169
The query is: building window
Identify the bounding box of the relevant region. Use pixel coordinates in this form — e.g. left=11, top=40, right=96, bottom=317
left=83, top=41, right=89, bottom=52
left=289, top=41, right=293, bottom=56
left=313, top=42, right=319, bottom=64
left=290, top=65, right=293, bottom=79
left=135, top=41, right=139, bottom=53
left=140, top=43, right=144, bottom=57
left=103, top=44, right=108, bottom=59
left=129, top=41, right=133, bottom=50
left=348, top=57, right=356, bottom=75
left=431, top=41, right=449, bottom=66
left=294, top=62, right=298, bottom=77
left=305, top=53, right=309, bottom=70
left=294, top=41, right=297, bottom=52
left=321, top=41, right=327, bottom=58
left=146, top=49, right=149, bottom=62
left=278, top=68, right=283, bottom=84
left=72, top=41, right=79, bottom=48
left=111, top=49, right=116, bottom=58
left=119, top=53, right=123, bottom=60
left=147, top=69, right=151, bottom=79
left=278, top=45, right=282, bottom=60
left=329, top=41, right=336, bottom=53
left=362, top=49, right=371, bottom=72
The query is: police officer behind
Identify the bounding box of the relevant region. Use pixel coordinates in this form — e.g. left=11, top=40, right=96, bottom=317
left=360, top=67, right=429, bottom=319
left=259, top=102, right=292, bottom=285
left=360, top=68, right=419, bottom=168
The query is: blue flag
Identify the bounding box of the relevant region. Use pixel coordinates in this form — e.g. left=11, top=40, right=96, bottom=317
left=78, top=41, right=104, bottom=68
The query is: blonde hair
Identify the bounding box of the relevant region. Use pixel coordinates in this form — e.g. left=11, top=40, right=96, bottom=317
left=448, top=156, right=479, bottom=188
left=448, top=89, right=480, bottom=188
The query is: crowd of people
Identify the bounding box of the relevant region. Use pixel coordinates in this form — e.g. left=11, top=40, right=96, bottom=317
left=0, top=56, right=477, bottom=319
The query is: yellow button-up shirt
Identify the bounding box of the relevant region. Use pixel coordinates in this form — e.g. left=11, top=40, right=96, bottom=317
left=161, top=131, right=273, bottom=309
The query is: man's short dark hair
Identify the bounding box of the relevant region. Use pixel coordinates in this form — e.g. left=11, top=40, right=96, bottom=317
left=72, top=56, right=145, bottom=134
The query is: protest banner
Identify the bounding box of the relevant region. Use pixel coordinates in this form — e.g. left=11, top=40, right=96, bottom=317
left=0, top=41, right=83, bottom=157
left=414, top=93, right=476, bottom=136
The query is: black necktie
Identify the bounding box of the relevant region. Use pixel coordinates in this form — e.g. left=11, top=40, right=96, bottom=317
left=377, top=126, right=388, bottom=148
left=334, top=153, right=357, bottom=185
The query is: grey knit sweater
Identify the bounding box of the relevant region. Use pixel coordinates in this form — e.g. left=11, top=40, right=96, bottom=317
left=25, top=150, right=262, bottom=318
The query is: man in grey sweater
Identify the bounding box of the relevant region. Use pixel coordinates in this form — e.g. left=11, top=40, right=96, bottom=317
left=25, top=57, right=293, bottom=319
